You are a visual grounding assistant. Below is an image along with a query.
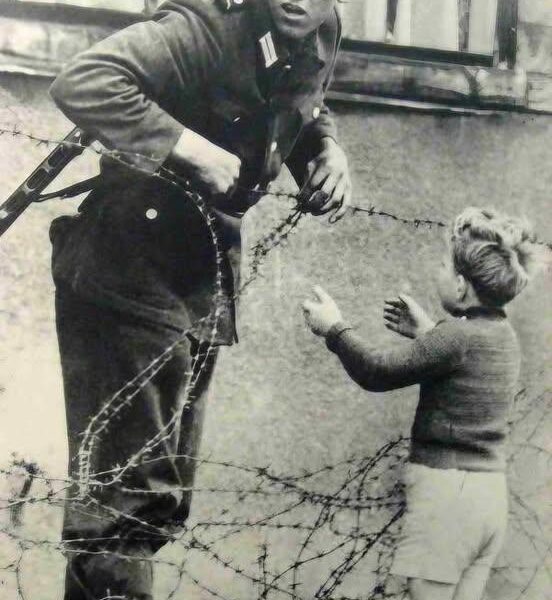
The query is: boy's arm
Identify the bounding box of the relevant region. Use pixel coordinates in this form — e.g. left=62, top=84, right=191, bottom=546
left=325, top=320, right=467, bottom=392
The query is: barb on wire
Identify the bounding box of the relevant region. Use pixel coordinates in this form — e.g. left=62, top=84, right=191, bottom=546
left=349, top=204, right=447, bottom=229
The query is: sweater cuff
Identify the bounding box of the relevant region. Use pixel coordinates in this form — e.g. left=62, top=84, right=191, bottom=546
left=326, top=321, right=354, bottom=353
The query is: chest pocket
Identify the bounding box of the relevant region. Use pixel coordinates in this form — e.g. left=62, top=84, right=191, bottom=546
left=209, top=92, right=266, bottom=151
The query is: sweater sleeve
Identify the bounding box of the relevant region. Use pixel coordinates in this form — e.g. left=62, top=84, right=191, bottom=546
left=49, top=11, right=222, bottom=172
left=325, top=319, right=468, bottom=392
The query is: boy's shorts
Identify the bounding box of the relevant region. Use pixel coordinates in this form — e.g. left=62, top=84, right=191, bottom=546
left=391, top=462, right=508, bottom=584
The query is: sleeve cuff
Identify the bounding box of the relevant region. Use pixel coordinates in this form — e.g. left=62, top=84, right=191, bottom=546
left=124, top=110, right=185, bottom=173
left=326, top=321, right=354, bottom=353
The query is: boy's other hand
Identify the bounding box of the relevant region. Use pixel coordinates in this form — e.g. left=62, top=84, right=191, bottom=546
left=302, top=285, right=343, bottom=337
left=383, top=294, right=435, bottom=339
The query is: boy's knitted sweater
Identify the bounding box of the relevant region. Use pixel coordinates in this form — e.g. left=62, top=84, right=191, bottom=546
left=326, top=307, right=521, bottom=472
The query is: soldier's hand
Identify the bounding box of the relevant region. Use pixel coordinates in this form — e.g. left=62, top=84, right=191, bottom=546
left=171, top=128, right=241, bottom=197
left=300, top=138, right=352, bottom=221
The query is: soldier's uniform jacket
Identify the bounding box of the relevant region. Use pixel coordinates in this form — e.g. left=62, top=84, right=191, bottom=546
left=49, top=0, right=341, bottom=344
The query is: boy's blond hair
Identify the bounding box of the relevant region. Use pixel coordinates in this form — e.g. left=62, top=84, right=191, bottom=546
left=450, top=207, right=538, bottom=307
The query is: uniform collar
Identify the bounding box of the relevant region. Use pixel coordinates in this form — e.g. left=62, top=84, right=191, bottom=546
left=458, top=306, right=507, bottom=320
left=249, top=0, right=325, bottom=74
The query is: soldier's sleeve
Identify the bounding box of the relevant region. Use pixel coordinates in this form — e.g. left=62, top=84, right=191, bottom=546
left=284, top=98, right=338, bottom=189
left=284, top=14, right=341, bottom=187
left=50, top=10, right=223, bottom=172
left=306, top=101, right=339, bottom=145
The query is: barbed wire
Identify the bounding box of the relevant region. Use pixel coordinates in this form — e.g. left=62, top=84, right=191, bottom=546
left=0, top=124, right=550, bottom=599
left=1, top=389, right=550, bottom=600
left=2, top=125, right=551, bottom=250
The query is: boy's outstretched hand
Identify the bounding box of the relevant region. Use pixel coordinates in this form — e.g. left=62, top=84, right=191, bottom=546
left=303, top=286, right=343, bottom=337
left=383, top=294, right=435, bottom=339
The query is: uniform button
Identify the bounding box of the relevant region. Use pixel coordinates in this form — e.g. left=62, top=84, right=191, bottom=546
left=145, top=208, right=158, bottom=220
left=270, top=141, right=278, bottom=153
left=312, top=106, right=321, bottom=119
left=234, top=0, right=244, bottom=4
left=233, top=116, right=241, bottom=123
left=284, top=64, right=292, bottom=71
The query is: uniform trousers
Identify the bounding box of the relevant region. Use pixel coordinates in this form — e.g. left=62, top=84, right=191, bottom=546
left=55, top=287, right=218, bottom=600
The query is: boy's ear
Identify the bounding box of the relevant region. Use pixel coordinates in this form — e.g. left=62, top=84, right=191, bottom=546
left=456, top=274, right=468, bottom=301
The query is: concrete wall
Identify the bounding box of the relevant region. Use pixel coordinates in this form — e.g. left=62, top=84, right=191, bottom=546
left=0, top=75, right=550, bottom=598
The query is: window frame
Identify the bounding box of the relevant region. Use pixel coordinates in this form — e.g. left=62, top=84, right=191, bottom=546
left=340, top=38, right=495, bottom=68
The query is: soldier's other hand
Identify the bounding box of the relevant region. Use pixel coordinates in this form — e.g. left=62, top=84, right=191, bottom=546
left=302, top=285, right=343, bottom=337
left=171, top=128, right=241, bottom=197
left=300, top=138, right=352, bottom=222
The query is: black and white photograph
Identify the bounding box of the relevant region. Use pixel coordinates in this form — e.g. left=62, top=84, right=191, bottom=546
left=0, top=1, right=550, bottom=599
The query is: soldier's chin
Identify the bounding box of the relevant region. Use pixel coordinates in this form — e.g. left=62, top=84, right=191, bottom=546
left=272, top=19, right=312, bottom=40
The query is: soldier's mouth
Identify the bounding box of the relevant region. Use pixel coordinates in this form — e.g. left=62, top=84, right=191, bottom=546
left=281, top=3, right=307, bottom=17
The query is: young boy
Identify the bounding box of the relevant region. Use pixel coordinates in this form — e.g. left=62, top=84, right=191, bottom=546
left=302, top=207, right=539, bottom=600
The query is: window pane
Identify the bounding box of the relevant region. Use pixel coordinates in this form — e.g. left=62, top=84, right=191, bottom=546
left=341, top=0, right=498, bottom=55
left=469, top=0, right=499, bottom=53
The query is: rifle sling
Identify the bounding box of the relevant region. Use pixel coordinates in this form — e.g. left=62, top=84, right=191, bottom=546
left=36, top=175, right=103, bottom=203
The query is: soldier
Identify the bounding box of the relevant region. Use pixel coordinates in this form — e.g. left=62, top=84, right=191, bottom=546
left=48, top=1, right=351, bottom=598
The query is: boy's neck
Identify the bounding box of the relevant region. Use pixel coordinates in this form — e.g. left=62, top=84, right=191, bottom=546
left=446, top=303, right=507, bottom=319
left=444, top=280, right=506, bottom=319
